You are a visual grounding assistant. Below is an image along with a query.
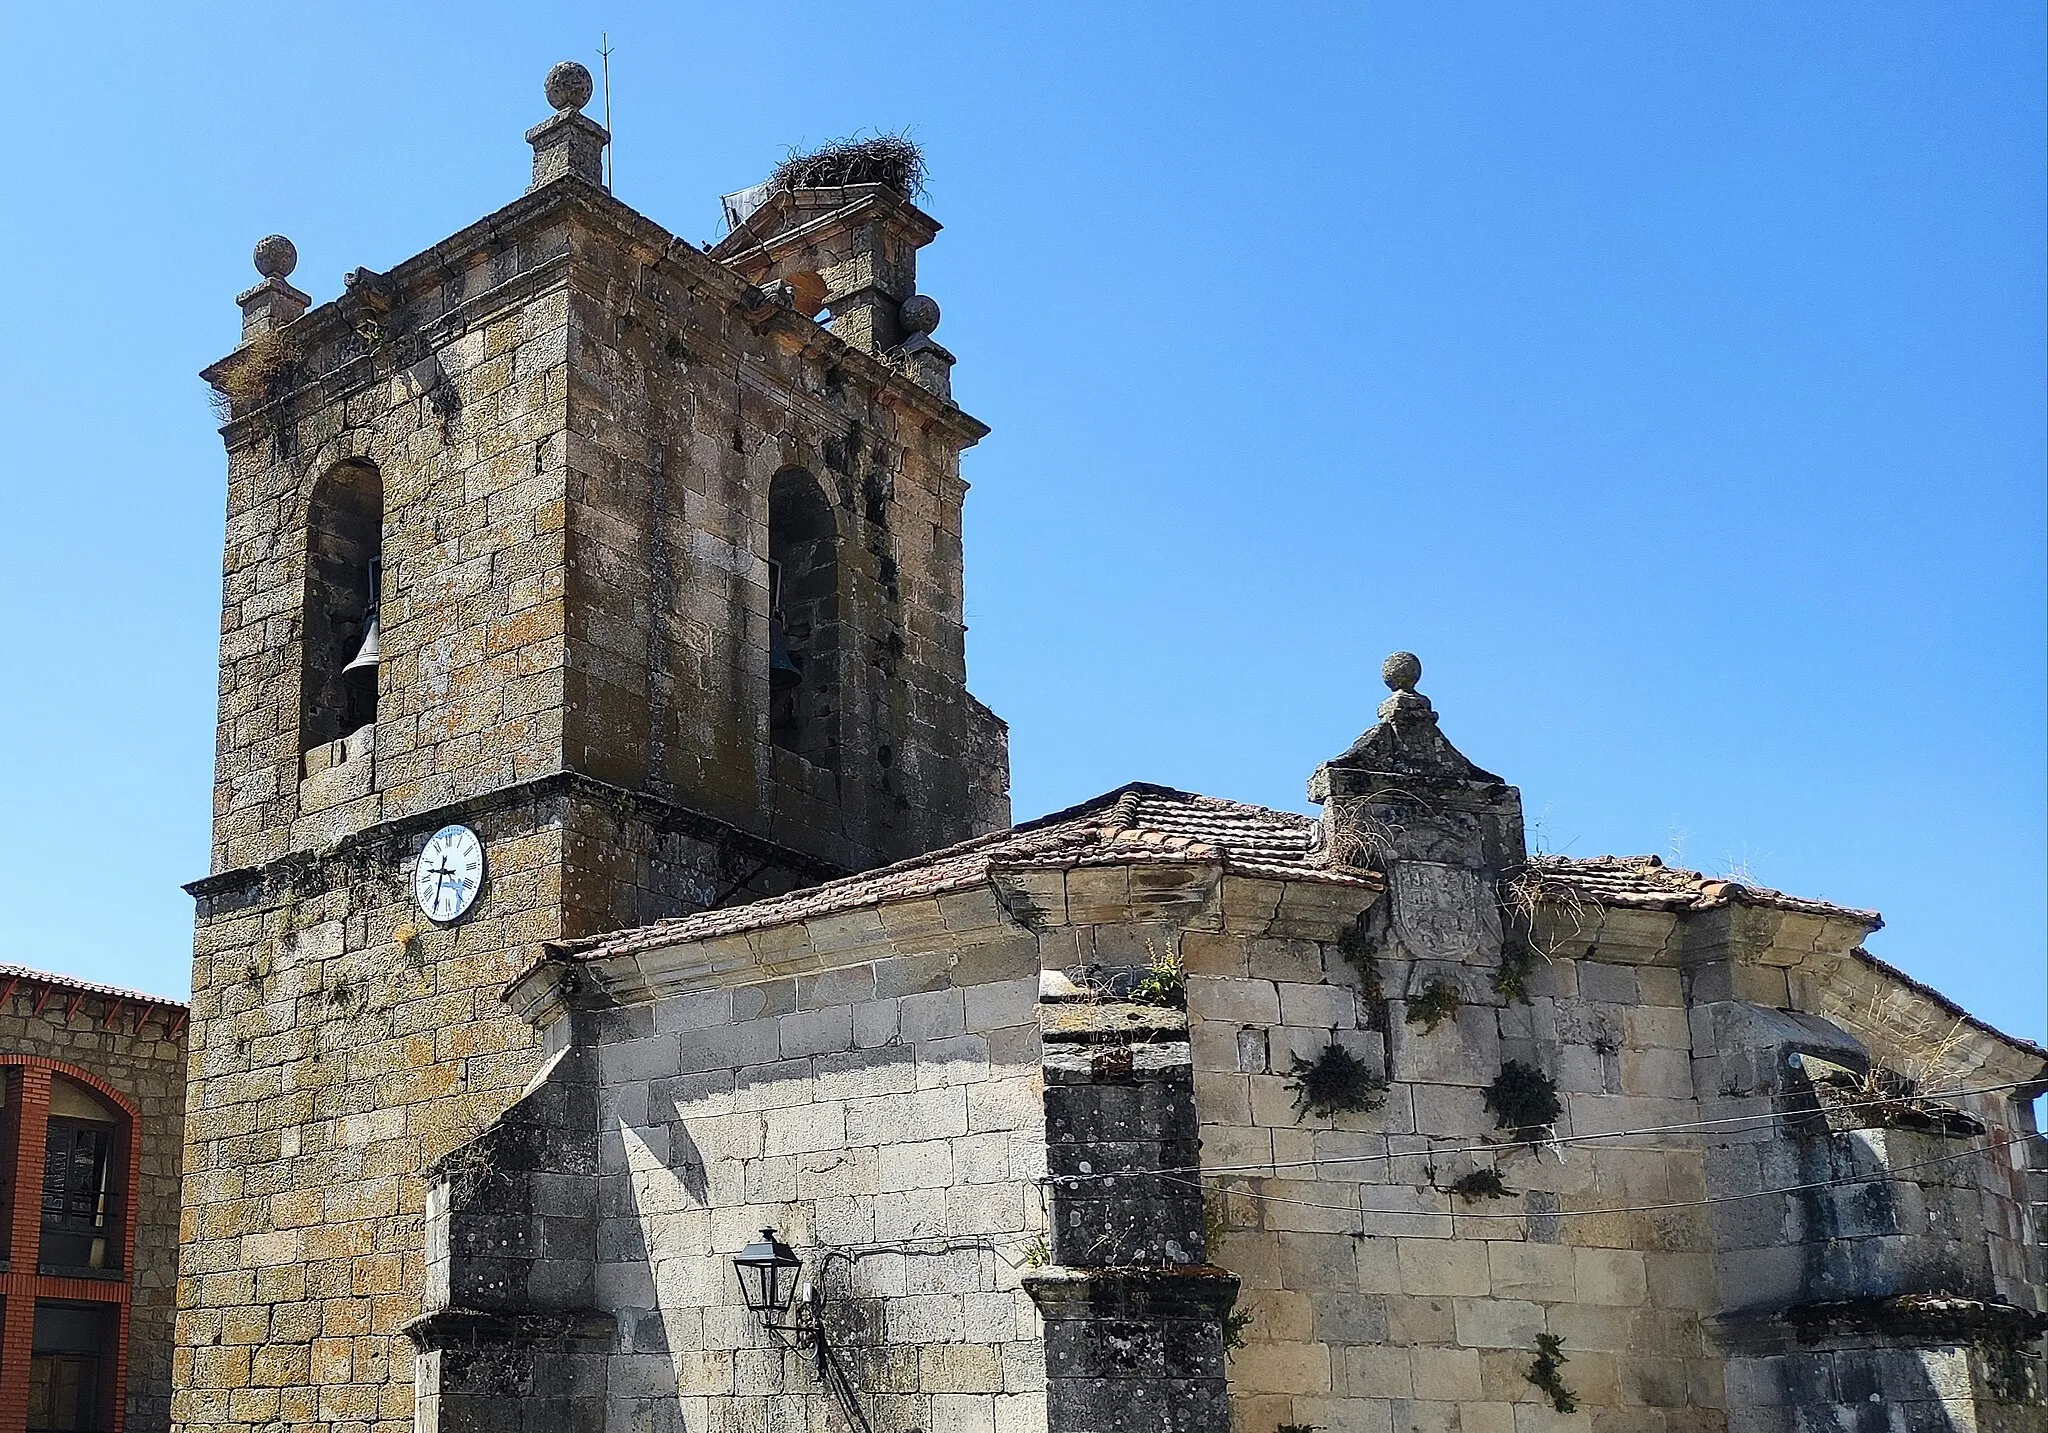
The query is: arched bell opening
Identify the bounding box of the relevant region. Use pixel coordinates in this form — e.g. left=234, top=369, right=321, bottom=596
left=767, top=468, right=841, bottom=771
left=299, top=459, right=384, bottom=762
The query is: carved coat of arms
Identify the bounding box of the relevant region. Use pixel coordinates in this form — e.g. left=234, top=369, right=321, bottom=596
left=1391, top=861, right=1500, bottom=961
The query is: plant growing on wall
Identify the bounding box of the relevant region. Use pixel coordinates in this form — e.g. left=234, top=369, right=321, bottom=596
left=1491, top=940, right=1536, bottom=1003
left=1201, top=1189, right=1234, bottom=1251
left=1484, top=1060, right=1562, bottom=1140
left=1977, top=1328, right=2038, bottom=1403
left=1223, top=1308, right=1255, bottom=1352
left=1405, top=980, right=1463, bottom=1032
left=1525, top=1333, right=1577, bottom=1412
left=1444, top=1167, right=1513, bottom=1201
left=210, top=328, right=301, bottom=420
left=1131, top=948, right=1187, bottom=1007
left=1498, top=863, right=1581, bottom=1004
left=1285, top=1043, right=1387, bottom=1121
left=1336, top=914, right=1383, bottom=1000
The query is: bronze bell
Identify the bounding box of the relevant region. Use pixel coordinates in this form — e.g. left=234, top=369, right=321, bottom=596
left=341, top=608, right=381, bottom=676
left=342, top=557, right=382, bottom=678
left=769, top=617, right=803, bottom=690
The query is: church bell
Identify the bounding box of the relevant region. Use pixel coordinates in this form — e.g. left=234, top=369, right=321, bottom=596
left=341, top=608, right=381, bottom=676
left=342, top=556, right=382, bottom=677
left=769, top=617, right=803, bottom=691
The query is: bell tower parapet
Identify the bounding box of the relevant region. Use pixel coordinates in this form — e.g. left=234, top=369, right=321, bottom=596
left=712, top=162, right=940, bottom=358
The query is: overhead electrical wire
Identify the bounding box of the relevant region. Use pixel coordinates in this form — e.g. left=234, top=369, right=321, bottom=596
left=1164, top=1129, right=2029, bottom=1224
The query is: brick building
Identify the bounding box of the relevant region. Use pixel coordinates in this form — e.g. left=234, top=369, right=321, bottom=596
left=0, top=967, right=186, bottom=1433
left=179, top=61, right=2047, bottom=1433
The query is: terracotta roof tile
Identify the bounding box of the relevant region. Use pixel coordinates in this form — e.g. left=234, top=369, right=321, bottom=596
left=0, top=963, right=188, bottom=1011
left=1525, top=854, right=1880, bottom=924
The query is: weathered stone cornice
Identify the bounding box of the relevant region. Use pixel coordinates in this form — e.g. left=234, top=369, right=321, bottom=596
left=205, top=175, right=989, bottom=452
left=710, top=185, right=942, bottom=269
left=185, top=770, right=842, bottom=912
left=205, top=252, right=572, bottom=450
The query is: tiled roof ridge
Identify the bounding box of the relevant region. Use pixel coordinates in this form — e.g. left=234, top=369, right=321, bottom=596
left=1528, top=852, right=1881, bottom=923
left=0, top=962, right=188, bottom=1010
left=1529, top=858, right=2042, bottom=1066
left=1010, top=780, right=1206, bottom=834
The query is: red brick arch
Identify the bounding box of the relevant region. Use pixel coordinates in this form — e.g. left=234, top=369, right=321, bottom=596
left=1, top=1056, right=139, bottom=1121
left=0, top=1055, right=142, bottom=1433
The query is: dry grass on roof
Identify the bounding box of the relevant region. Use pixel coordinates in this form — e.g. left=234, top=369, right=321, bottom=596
left=1525, top=852, right=1879, bottom=922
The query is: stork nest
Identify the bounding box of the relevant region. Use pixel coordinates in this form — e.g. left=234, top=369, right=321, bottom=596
left=771, top=133, right=925, bottom=197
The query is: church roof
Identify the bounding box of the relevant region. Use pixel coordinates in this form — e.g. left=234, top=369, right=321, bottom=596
left=1524, top=853, right=1881, bottom=924
left=548, top=784, right=1889, bottom=966
left=547, top=782, right=1369, bottom=962
left=534, top=784, right=2041, bottom=1066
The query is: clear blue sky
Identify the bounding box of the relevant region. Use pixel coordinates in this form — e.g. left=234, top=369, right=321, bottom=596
left=0, top=4, right=2040, bottom=1043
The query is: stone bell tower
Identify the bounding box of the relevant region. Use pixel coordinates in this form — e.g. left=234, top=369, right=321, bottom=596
left=176, top=62, right=1007, bottom=1433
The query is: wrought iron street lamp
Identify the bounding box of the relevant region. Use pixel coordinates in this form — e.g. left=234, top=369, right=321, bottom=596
left=730, top=1228, right=871, bottom=1431
left=733, top=1227, right=803, bottom=1326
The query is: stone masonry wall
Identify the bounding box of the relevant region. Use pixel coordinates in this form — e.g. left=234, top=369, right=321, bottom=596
left=180, top=794, right=563, bottom=1433
left=1188, top=891, right=2047, bottom=1433
left=206, top=209, right=579, bottom=876
left=1191, top=919, right=1725, bottom=1433
left=180, top=777, right=839, bottom=1433
left=1790, top=942, right=2048, bottom=1324
left=520, top=860, right=1354, bottom=1433
left=568, top=914, right=1050, bottom=1431
left=461, top=844, right=2043, bottom=1433
left=0, top=989, right=186, bottom=1433
left=1685, top=935, right=2048, bottom=1431
left=199, top=248, right=586, bottom=1425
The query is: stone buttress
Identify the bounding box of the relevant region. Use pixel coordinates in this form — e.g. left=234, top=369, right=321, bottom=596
left=1026, top=968, right=1240, bottom=1431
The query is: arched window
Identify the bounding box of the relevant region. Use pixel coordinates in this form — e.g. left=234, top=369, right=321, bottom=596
left=40, top=1076, right=122, bottom=1273
left=300, top=459, right=384, bottom=758
left=0, top=1061, right=139, bottom=1433
left=768, top=468, right=840, bottom=770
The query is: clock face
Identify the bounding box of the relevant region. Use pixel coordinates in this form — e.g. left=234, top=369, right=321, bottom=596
left=414, top=825, right=485, bottom=923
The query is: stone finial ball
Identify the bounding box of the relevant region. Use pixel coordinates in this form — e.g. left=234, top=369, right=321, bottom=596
left=545, top=61, right=594, bottom=112
left=252, top=234, right=298, bottom=280
left=1382, top=651, right=1422, bottom=692
left=900, top=294, right=941, bottom=336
